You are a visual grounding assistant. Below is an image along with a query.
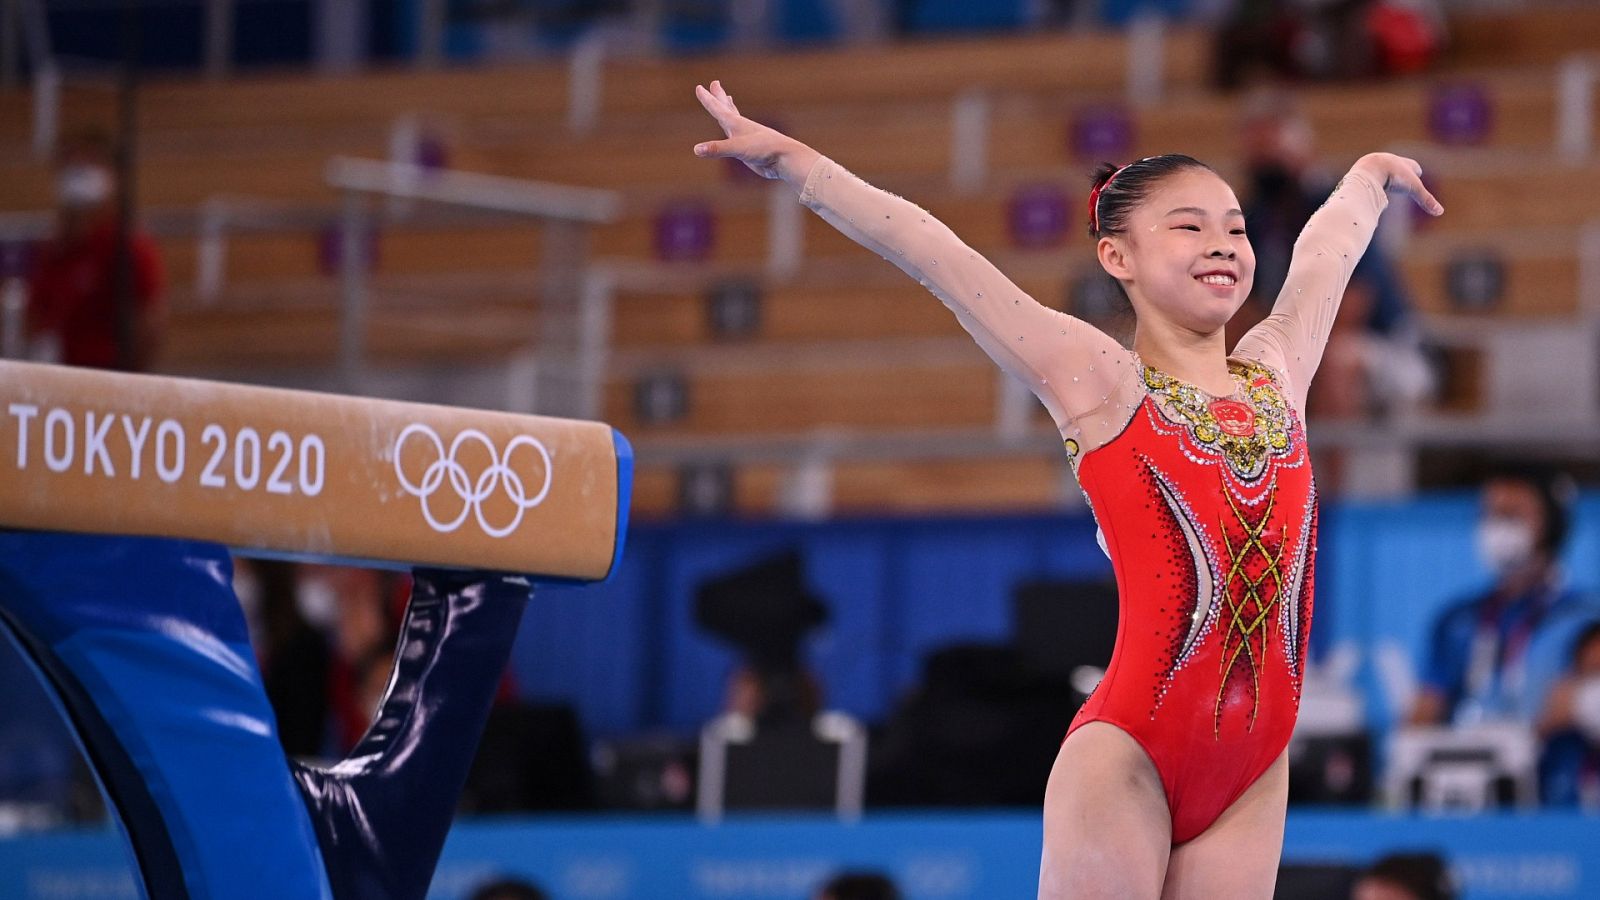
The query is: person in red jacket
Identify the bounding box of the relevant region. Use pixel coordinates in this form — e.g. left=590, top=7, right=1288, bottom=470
left=27, top=127, right=165, bottom=371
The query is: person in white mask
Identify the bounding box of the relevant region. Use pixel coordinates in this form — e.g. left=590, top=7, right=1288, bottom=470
left=1409, top=467, right=1600, bottom=728
left=1535, top=622, right=1600, bottom=807
left=25, top=127, right=165, bottom=371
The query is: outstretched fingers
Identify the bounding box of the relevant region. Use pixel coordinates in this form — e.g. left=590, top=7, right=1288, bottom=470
left=694, top=84, right=736, bottom=133
left=1388, top=156, right=1444, bottom=216
left=693, top=82, right=739, bottom=158
left=710, top=79, right=741, bottom=116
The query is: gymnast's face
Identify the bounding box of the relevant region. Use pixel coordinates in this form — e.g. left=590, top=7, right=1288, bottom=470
left=1098, top=168, right=1255, bottom=336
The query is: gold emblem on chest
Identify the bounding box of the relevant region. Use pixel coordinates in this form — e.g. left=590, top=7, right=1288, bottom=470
left=1140, top=360, right=1295, bottom=481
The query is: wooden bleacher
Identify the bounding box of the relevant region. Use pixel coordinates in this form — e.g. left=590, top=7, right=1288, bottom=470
left=2, top=6, right=1596, bottom=516
left=140, top=156, right=1600, bottom=295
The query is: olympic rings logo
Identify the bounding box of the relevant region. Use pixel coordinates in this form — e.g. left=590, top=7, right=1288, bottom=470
left=392, top=424, right=553, bottom=538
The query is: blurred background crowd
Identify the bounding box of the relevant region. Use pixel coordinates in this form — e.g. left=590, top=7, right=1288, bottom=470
left=0, top=0, right=1597, bottom=897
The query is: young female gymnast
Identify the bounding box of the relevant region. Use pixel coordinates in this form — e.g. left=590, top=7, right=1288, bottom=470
left=692, top=79, right=1442, bottom=898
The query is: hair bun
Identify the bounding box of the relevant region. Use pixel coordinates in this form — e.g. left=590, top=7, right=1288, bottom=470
left=1087, top=162, right=1125, bottom=236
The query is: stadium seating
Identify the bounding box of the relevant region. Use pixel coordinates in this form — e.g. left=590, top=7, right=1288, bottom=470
left=3, top=4, right=1597, bottom=516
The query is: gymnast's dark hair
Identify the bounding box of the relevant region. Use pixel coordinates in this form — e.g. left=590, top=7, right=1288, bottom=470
left=1087, top=154, right=1215, bottom=239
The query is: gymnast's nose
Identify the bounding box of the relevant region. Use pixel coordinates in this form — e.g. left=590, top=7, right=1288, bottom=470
left=1207, top=244, right=1236, bottom=260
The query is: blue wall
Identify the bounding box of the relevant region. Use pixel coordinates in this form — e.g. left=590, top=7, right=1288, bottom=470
left=4, top=811, right=1598, bottom=900
left=514, top=493, right=1600, bottom=740
left=516, top=511, right=1110, bottom=737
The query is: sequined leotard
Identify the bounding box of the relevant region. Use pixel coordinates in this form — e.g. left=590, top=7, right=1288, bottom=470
left=799, top=156, right=1389, bottom=843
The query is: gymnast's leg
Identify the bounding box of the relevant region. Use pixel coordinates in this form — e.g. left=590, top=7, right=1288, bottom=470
left=1039, top=721, right=1172, bottom=900
left=1159, top=751, right=1289, bottom=900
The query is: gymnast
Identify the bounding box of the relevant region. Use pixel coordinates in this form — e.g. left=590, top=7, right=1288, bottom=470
left=692, top=79, right=1442, bottom=898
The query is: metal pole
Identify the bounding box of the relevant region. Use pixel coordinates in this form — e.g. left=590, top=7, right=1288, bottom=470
left=766, top=180, right=803, bottom=279
left=1126, top=13, right=1164, bottom=107
left=949, top=88, right=989, bottom=194
left=417, top=0, right=445, bottom=68
left=338, top=190, right=369, bottom=389
left=204, top=0, right=234, bottom=80
left=567, top=31, right=605, bottom=136
left=826, top=0, right=885, bottom=44
left=1581, top=221, right=1600, bottom=420
left=995, top=368, right=1033, bottom=438
left=1, top=278, right=25, bottom=359
left=1580, top=222, right=1600, bottom=323
left=729, top=0, right=772, bottom=50
left=111, top=6, right=140, bottom=371
left=535, top=220, right=587, bottom=418
left=22, top=0, right=57, bottom=156
left=314, top=0, right=367, bottom=74
left=196, top=199, right=227, bottom=304
left=31, top=61, right=56, bottom=160
left=574, top=268, right=613, bottom=421
left=1, top=0, right=19, bottom=91
left=1557, top=55, right=1595, bottom=164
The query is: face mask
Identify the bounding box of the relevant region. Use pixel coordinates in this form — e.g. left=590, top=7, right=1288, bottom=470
left=56, top=165, right=112, bottom=208
left=1476, top=515, right=1537, bottom=574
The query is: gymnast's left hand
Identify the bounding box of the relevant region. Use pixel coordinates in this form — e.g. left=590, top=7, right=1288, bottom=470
left=1352, top=152, right=1444, bottom=216
left=691, top=80, right=820, bottom=189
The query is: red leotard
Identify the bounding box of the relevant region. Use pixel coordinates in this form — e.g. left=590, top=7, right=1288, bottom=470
left=797, top=155, right=1388, bottom=843
left=1068, top=356, right=1316, bottom=843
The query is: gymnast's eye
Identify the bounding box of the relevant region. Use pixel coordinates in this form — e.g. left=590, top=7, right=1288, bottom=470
left=1231, top=228, right=1247, bottom=236
left=1173, top=225, right=1201, bottom=231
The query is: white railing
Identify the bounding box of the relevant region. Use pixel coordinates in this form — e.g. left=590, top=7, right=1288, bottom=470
left=324, top=157, right=620, bottom=416
left=0, top=161, right=621, bottom=419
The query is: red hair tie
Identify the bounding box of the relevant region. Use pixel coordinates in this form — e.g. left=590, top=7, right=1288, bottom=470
left=1088, top=163, right=1130, bottom=235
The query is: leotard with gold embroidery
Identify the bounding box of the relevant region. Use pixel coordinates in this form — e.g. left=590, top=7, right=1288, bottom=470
left=798, top=156, right=1388, bottom=842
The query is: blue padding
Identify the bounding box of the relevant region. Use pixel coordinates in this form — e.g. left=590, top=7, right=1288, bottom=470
left=293, top=569, right=532, bottom=900
left=607, top=428, right=634, bottom=584
left=0, top=628, right=80, bottom=806
left=514, top=513, right=1109, bottom=736
left=0, top=531, right=332, bottom=900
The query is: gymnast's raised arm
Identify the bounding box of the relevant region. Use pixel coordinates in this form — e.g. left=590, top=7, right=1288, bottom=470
left=691, top=80, right=1129, bottom=436
left=1232, top=152, right=1443, bottom=414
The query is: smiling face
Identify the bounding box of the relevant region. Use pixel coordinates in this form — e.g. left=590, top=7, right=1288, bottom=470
left=1096, top=168, right=1256, bottom=336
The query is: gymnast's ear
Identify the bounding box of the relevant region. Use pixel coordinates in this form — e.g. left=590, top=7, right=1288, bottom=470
left=1096, top=235, right=1133, bottom=282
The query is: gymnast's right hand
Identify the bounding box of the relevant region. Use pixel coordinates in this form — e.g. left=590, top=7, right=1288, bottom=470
left=693, top=80, right=820, bottom=189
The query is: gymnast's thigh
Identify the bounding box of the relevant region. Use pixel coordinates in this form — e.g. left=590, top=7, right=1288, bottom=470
left=1160, top=750, right=1288, bottom=900
left=1039, top=721, right=1172, bottom=900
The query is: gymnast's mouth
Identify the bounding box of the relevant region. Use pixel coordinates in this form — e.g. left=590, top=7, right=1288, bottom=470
left=1194, top=270, right=1237, bottom=286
